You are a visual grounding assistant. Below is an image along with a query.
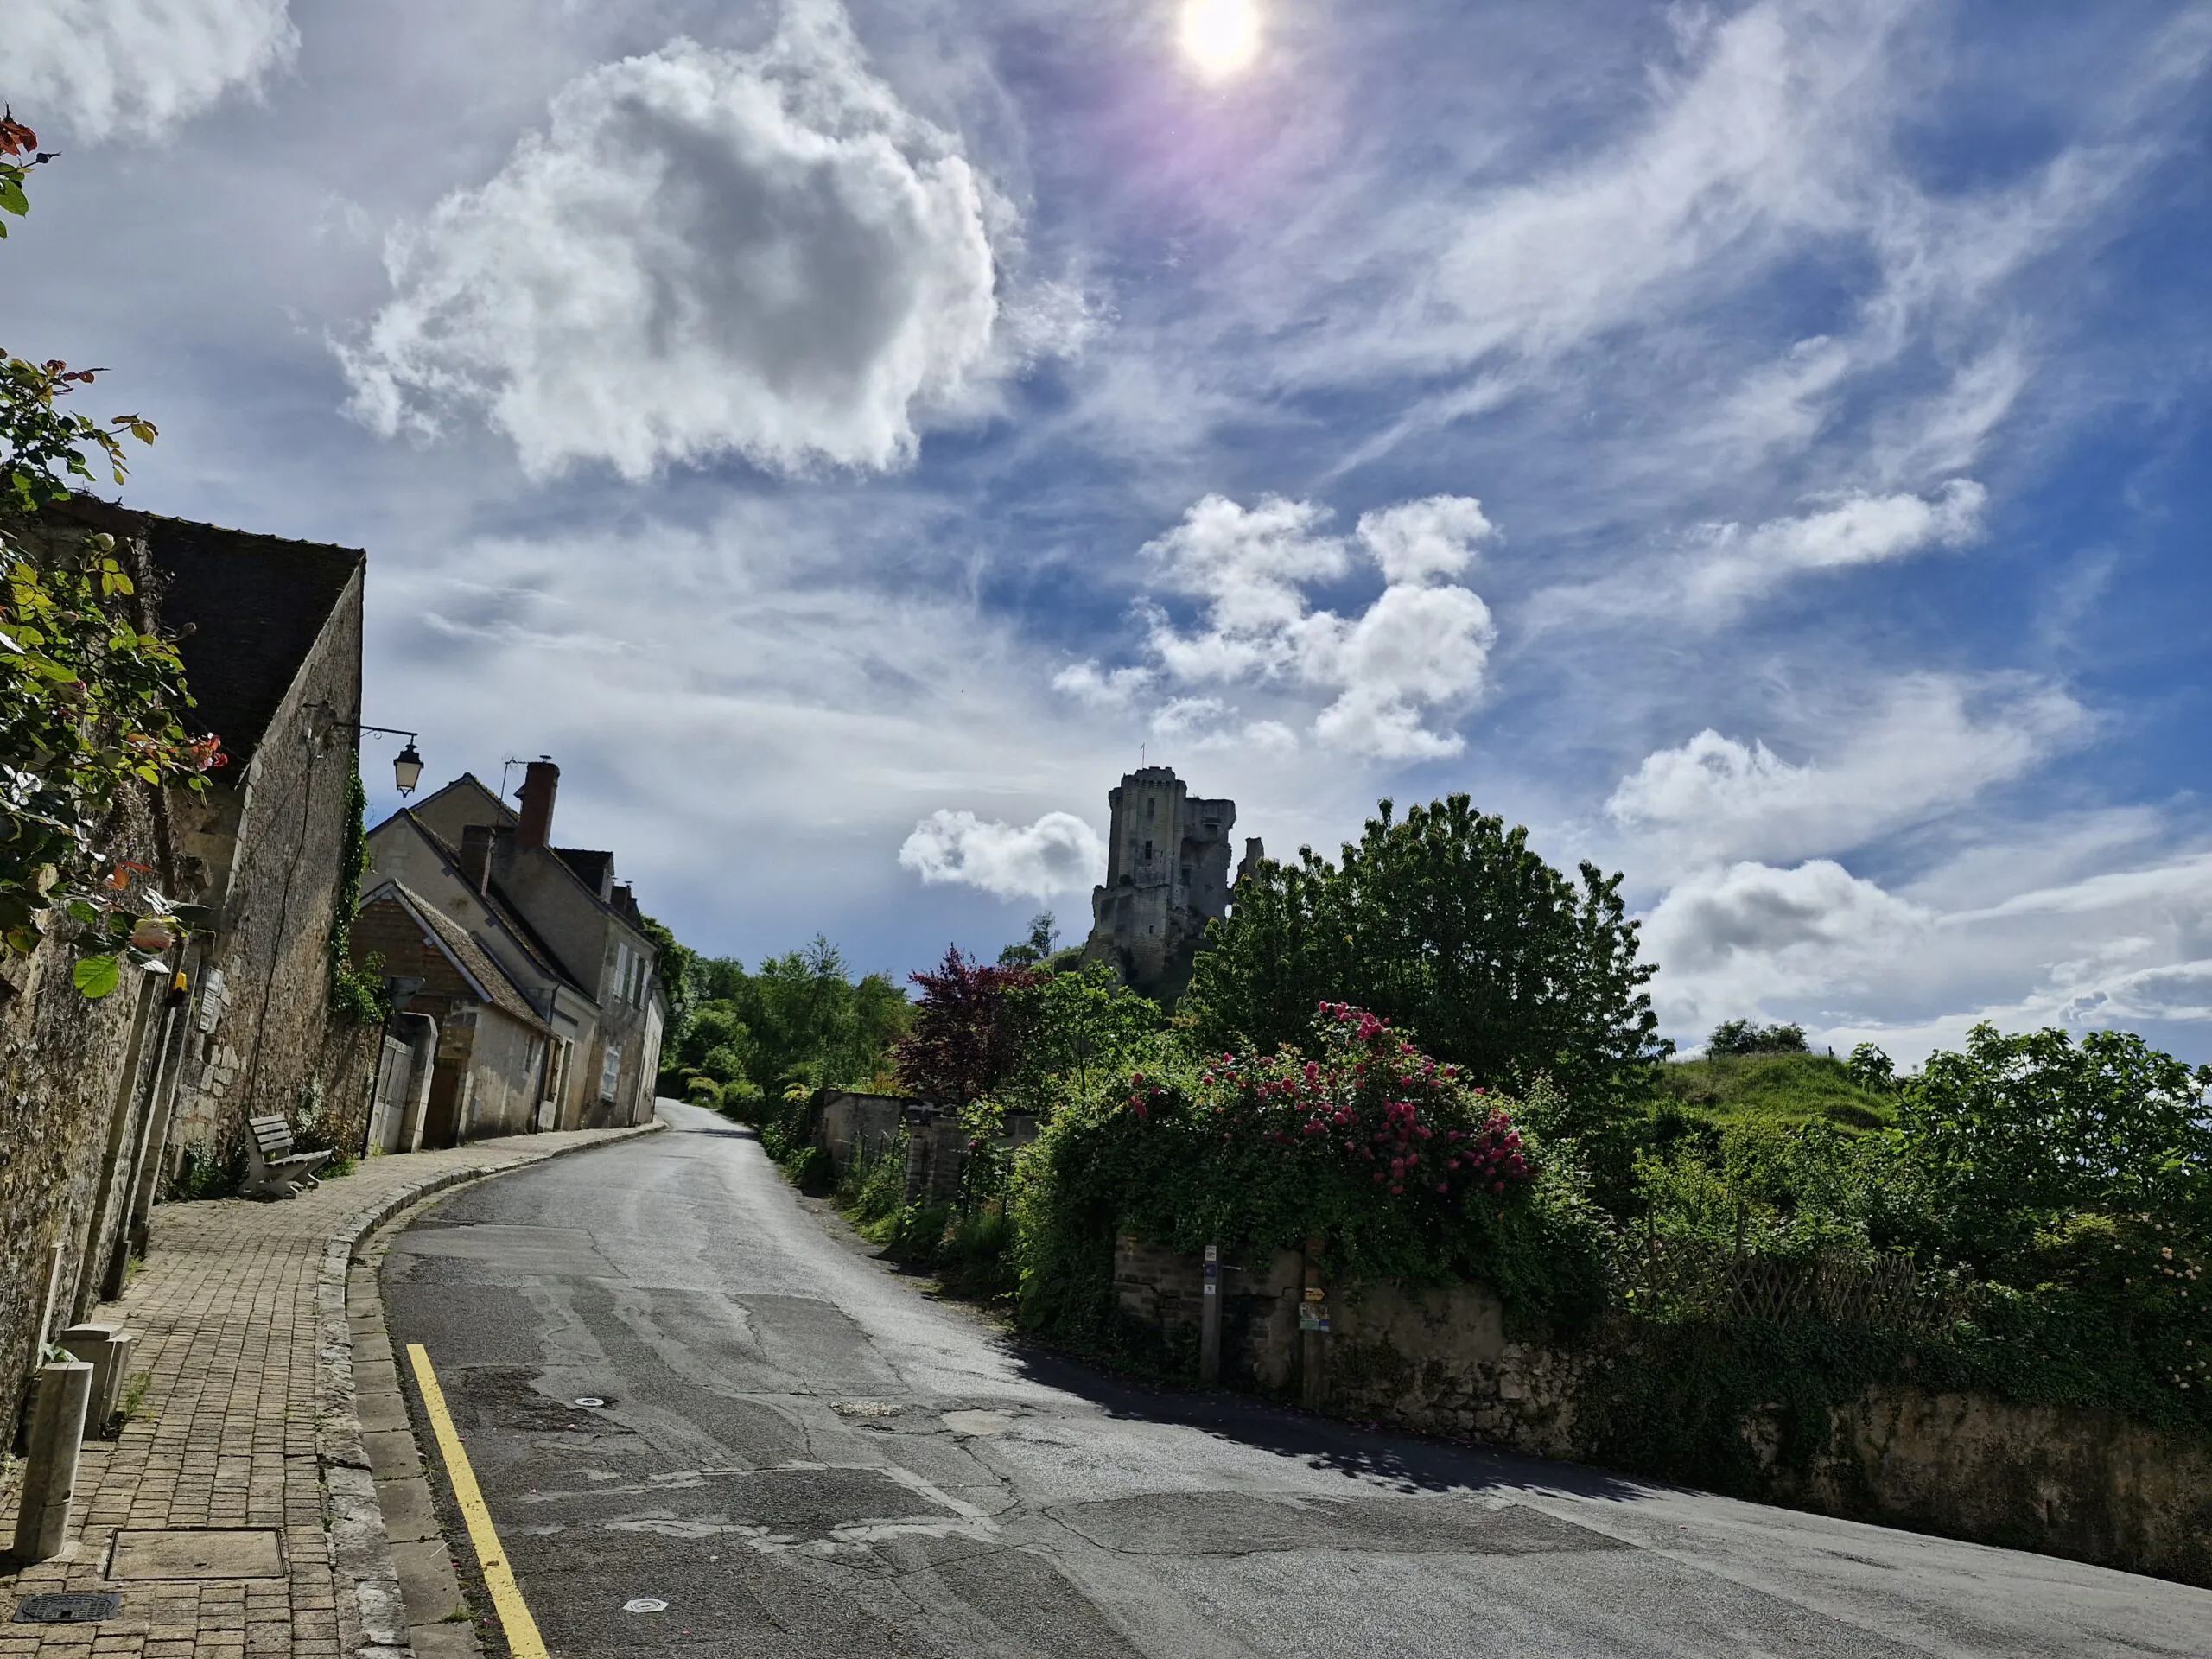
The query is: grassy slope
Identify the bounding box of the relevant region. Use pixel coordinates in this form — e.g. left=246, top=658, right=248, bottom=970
left=1658, top=1051, right=1897, bottom=1131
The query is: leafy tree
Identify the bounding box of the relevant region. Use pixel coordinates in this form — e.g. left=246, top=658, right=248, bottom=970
left=1892, top=1023, right=2212, bottom=1276
left=997, top=962, right=1167, bottom=1117
left=1845, top=1041, right=1896, bottom=1091
left=1186, top=796, right=1670, bottom=1114
left=1707, top=1019, right=1809, bottom=1057
left=658, top=934, right=909, bottom=1097
left=0, top=112, right=218, bottom=992
left=893, top=945, right=1040, bottom=1105
left=998, top=910, right=1058, bottom=967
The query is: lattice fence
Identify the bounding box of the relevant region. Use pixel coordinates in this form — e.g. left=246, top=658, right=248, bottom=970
left=1621, top=1239, right=1964, bottom=1332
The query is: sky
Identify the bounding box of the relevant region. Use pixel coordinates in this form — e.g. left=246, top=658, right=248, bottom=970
left=8, top=0, right=2211, bottom=1063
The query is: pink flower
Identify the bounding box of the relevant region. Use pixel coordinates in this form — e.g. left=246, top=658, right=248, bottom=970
left=1437, top=1184, right=1449, bottom=1195
left=1390, top=1184, right=1403, bottom=1195
left=1491, top=1181, right=1505, bottom=1194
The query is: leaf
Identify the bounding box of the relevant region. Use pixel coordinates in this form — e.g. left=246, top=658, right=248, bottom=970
left=66, top=899, right=99, bottom=926
left=0, top=179, right=26, bottom=218
left=73, top=955, right=121, bottom=998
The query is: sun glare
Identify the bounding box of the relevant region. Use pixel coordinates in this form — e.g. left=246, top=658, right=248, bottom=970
left=1179, top=0, right=1261, bottom=79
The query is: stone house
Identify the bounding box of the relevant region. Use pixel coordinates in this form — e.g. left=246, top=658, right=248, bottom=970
left=361, top=760, right=664, bottom=1135
left=350, top=884, right=556, bottom=1148
left=0, top=501, right=376, bottom=1446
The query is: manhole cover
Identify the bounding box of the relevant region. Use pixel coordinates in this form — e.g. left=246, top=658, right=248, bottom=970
left=108, top=1528, right=285, bottom=1580
left=573, top=1396, right=608, bottom=1408
left=16, top=1592, right=122, bottom=1624
left=623, top=1598, right=669, bottom=1613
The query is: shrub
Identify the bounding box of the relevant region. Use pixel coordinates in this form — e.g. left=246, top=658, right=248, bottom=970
left=1707, top=1020, right=1809, bottom=1057
left=1015, top=1002, right=1612, bottom=1354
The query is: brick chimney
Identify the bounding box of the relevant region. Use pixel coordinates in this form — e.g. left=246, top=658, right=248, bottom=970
left=517, top=759, right=559, bottom=852
left=458, top=824, right=496, bottom=894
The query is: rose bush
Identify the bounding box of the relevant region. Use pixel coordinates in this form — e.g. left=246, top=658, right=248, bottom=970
left=1014, top=1001, right=1611, bottom=1354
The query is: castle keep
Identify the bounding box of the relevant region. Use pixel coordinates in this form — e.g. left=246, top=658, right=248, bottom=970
left=1083, top=767, right=1242, bottom=1000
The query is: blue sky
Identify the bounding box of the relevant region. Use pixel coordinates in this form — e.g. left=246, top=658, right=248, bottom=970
left=10, top=0, right=2211, bottom=1061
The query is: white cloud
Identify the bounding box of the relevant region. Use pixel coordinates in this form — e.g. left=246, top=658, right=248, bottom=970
left=1356, top=495, right=1497, bottom=584
left=1606, top=675, right=2086, bottom=873
left=1052, top=661, right=1153, bottom=708
left=898, top=809, right=1104, bottom=903
left=8, top=0, right=296, bottom=142
left=339, top=6, right=1009, bottom=480
left=1106, top=492, right=1495, bottom=759
left=1643, top=859, right=1930, bottom=1029
left=1684, top=480, right=1987, bottom=613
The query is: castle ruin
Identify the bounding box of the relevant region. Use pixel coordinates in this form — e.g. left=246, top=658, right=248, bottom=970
left=1083, top=767, right=1252, bottom=1001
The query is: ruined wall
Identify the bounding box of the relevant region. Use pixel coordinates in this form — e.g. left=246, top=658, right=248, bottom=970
left=1112, top=1236, right=2212, bottom=1586
left=168, top=571, right=375, bottom=1171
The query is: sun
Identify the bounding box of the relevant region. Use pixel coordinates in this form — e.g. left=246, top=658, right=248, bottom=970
left=1179, top=0, right=1261, bottom=79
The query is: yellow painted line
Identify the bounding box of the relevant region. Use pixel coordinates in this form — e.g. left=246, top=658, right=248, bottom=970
left=406, top=1342, right=550, bottom=1659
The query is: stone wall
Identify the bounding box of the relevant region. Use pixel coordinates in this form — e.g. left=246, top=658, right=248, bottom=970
left=166, top=569, right=376, bottom=1172
left=1111, top=1233, right=2212, bottom=1586
left=816, top=1091, right=909, bottom=1174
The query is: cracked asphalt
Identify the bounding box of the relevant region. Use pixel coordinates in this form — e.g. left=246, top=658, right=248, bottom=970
left=380, top=1102, right=2212, bottom=1657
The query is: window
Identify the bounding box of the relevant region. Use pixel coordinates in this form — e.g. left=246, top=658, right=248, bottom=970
left=599, top=1041, right=622, bottom=1102
left=1142, top=839, right=1154, bottom=861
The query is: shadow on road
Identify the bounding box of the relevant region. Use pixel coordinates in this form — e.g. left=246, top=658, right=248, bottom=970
left=1006, top=1344, right=1655, bottom=1507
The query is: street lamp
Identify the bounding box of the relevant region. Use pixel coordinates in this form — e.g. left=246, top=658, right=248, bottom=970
left=391, top=740, right=424, bottom=797
left=305, top=703, right=427, bottom=795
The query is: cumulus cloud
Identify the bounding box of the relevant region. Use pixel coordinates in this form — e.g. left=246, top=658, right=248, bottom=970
left=339, top=5, right=1009, bottom=480
left=1642, top=857, right=1929, bottom=1039
left=898, top=809, right=1105, bottom=903
left=10, top=0, right=296, bottom=142
left=1684, top=479, right=1988, bottom=613
left=1089, top=493, right=1495, bottom=760
left=1606, top=675, right=2087, bottom=874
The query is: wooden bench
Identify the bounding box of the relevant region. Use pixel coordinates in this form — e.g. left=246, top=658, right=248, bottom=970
left=242, top=1115, right=332, bottom=1200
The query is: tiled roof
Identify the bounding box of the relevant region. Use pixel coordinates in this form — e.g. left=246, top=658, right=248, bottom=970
left=370, top=881, right=552, bottom=1034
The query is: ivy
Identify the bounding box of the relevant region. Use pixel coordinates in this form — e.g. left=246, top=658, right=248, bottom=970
left=327, top=766, right=390, bottom=1024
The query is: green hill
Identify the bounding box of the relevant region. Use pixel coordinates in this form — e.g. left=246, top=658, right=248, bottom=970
left=1658, top=1050, right=1897, bottom=1131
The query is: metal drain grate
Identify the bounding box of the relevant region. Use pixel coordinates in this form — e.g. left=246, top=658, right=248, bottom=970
left=15, top=1592, right=122, bottom=1624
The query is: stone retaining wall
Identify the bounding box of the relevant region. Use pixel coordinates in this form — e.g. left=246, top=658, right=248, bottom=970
left=1111, top=1232, right=2212, bottom=1586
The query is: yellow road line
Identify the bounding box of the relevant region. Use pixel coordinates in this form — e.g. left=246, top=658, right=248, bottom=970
left=406, top=1342, right=550, bottom=1659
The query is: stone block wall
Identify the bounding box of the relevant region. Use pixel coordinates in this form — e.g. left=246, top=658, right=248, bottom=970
left=1110, top=1233, right=2212, bottom=1586
left=817, top=1091, right=908, bottom=1175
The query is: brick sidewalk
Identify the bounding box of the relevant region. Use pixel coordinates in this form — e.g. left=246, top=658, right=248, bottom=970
left=0, top=1122, right=659, bottom=1658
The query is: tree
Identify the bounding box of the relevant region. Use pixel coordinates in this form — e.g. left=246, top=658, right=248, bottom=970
left=1707, top=1020, right=1809, bottom=1058
left=998, top=911, right=1058, bottom=967
left=1, top=111, right=218, bottom=992
left=893, top=946, right=1040, bottom=1105
left=1186, top=796, right=1670, bottom=1112
left=1895, top=1023, right=2212, bottom=1275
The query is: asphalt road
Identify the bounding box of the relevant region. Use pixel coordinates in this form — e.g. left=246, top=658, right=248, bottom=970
left=381, top=1102, right=2212, bottom=1658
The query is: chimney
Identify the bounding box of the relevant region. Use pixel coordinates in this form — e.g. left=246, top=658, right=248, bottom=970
left=458, top=824, right=495, bottom=895
left=517, top=759, right=559, bottom=852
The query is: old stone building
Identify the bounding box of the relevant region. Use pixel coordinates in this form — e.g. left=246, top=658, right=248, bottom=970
left=0, top=501, right=375, bottom=1446
left=363, top=760, right=664, bottom=1134
left=1082, top=766, right=1239, bottom=1001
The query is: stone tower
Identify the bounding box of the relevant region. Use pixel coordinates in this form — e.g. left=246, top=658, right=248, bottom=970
left=1083, top=767, right=1236, bottom=1001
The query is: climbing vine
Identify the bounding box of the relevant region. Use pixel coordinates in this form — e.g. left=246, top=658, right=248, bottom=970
left=327, top=766, right=389, bottom=1023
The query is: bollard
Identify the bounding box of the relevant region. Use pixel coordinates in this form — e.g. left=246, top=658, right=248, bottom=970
left=58, top=1323, right=134, bottom=1433
left=1199, top=1243, right=1222, bottom=1385
left=12, top=1360, right=94, bottom=1563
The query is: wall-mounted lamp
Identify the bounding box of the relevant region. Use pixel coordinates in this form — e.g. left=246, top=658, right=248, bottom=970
left=312, top=704, right=427, bottom=796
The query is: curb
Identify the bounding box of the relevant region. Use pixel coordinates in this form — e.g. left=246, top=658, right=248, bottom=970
left=314, top=1121, right=665, bottom=1659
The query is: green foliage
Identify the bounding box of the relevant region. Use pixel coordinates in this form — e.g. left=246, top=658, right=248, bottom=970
left=1186, top=795, right=1670, bottom=1116
left=1014, top=1004, right=1613, bottom=1357
left=1624, top=1024, right=2212, bottom=1442
left=328, top=768, right=391, bottom=1024
left=1706, top=1019, right=1809, bottom=1058
left=1658, top=1050, right=1897, bottom=1132
left=997, top=911, right=1058, bottom=967
left=995, top=963, right=1169, bottom=1118
left=662, top=934, right=910, bottom=1099
left=167, top=1143, right=242, bottom=1201
left=0, top=131, right=209, bottom=991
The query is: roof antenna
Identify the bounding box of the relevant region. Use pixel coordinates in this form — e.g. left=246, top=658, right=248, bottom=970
left=499, top=756, right=528, bottom=800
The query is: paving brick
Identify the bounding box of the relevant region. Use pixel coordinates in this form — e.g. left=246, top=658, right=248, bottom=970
left=0, top=1127, right=650, bottom=1658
